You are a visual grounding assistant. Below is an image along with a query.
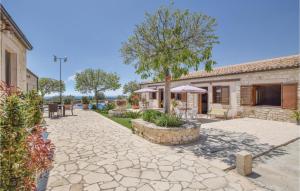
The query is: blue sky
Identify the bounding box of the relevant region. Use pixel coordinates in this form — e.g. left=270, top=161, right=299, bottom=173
left=2, top=0, right=299, bottom=96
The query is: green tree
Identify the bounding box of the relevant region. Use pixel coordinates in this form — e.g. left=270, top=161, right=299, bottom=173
left=75, top=69, right=121, bottom=105
left=121, top=6, right=218, bottom=113
left=123, top=80, right=140, bottom=94
left=39, top=78, right=65, bottom=99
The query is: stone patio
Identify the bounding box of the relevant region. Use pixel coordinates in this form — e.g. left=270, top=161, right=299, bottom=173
left=176, top=117, right=300, bottom=169
left=44, top=109, right=262, bottom=191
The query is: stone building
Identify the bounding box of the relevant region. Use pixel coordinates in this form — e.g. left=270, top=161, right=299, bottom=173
left=140, top=55, right=300, bottom=122
left=26, top=68, right=38, bottom=91
left=0, top=4, right=38, bottom=91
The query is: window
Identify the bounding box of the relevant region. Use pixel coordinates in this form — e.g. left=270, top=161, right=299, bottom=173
left=175, top=93, right=182, bottom=101
left=255, top=85, right=281, bottom=106
left=213, top=86, right=230, bottom=105
left=171, top=93, right=184, bottom=101
left=240, top=84, right=297, bottom=109
left=149, top=92, right=157, bottom=99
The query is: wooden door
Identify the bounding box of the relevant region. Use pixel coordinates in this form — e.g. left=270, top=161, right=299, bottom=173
left=198, top=94, right=202, bottom=114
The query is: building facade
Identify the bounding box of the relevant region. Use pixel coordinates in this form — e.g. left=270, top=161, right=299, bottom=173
left=0, top=4, right=38, bottom=91
left=26, top=68, right=38, bottom=92
left=140, top=55, right=300, bottom=122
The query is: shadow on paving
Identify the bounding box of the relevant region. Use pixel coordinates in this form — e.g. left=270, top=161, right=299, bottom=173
left=173, top=128, right=288, bottom=166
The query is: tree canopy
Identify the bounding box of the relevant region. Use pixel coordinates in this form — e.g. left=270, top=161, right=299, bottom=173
left=121, top=5, right=218, bottom=113
left=123, top=80, right=140, bottom=94
left=39, top=77, right=65, bottom=98
left=75, top=69, right=121, bottom=103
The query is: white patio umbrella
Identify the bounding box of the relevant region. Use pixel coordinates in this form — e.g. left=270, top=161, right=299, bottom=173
left=134, top=88, right=157, bottom=109
left=170, top=85, right=207, bottom=120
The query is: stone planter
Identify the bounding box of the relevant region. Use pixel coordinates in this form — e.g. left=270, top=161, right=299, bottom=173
left=131, top=119, right=201, bottom=145
left=64, top=104, right=72, bottom=110
left=108, top=109, right=126, bottom=117
left=82, top=104, right=89, bottom=110
left=132, top=105, right=139, bottom=109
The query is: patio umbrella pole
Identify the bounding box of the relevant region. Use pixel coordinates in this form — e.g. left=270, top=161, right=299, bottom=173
left=185, top=92, right=188, bottom=121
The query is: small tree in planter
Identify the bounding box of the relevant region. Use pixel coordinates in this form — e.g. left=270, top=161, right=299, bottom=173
left=64, top=97, right=73, bottom=110
left=121, top=5, right=218, bottom=113
left=81, top=96, right=90, bottom=110
left=292, top=111, right=300, bottom=125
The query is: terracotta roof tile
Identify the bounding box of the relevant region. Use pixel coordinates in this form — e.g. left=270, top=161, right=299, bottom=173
left=181, top=54, right=300, bottom=79
left=141, top=55, right=300, bottom=84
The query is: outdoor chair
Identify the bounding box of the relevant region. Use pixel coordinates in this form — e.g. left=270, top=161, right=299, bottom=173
left=64, top=104, right=74, bottom=116
left=48, top=103, right=59, bottom=118
left=188, top=108, right=198, bottom=119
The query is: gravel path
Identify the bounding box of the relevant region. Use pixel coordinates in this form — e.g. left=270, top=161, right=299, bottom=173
left=45, top=109, right=262, bottom=191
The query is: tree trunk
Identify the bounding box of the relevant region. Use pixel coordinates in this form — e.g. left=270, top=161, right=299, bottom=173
left=163, top=74, right=171, bottom=114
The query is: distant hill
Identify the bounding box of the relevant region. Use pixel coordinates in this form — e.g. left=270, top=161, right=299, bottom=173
left=44, top=95, right=119, bottom=100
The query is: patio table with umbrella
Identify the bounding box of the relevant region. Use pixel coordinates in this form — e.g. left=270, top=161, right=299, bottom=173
left=170, top=85, right=207, bottom=120
left=134, top=88, right=157, bottom=109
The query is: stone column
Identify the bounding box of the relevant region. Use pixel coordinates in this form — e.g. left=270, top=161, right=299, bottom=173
left=236, top=151, right=252, bottom=176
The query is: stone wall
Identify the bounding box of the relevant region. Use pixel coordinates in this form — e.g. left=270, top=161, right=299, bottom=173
left=26, top=69, right=38, bottom=91
left=132, top=119, right=200, bottom=145
left=0, top=27, right=28, bottom=91
left=241, top=106, right=295, bottom=122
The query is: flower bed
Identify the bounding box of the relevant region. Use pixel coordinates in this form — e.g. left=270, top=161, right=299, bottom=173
left=131, top=119, right=200, bottom=145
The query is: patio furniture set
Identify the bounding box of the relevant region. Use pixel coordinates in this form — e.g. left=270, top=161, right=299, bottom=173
left=47, top=103, right=74, bottom=118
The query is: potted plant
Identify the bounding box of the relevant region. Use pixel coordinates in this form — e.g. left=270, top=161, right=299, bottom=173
left=64, top=97, right=72, bottom=110
left=81, top=96, right=90, bottom=110
left=292, top=111, right=300, bottom=125
left=128, top=93, right=139, bottom=109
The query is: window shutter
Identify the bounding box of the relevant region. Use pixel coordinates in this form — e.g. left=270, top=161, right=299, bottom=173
left=221, top=87, right=230, bottom=105
left=240, top=86, right=254, bottom=105
left=181, top=93, right=187, bottom=102
left=282, top=84, right=297, bottom=109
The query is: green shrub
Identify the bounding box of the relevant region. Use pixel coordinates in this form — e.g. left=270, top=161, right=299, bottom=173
left=105, top=102, right=116, bottom=110
left=123, top=111, right=141, bottom=119
left=142, top=109, right=162, bottom=123
left=64, top=97, right=72, bottom=104
left=91, top=104, right=97, bottom=110
left=0, top=83, right=54, bottom=190
left=25, top=90, right=43, bottom=127
left=97, top=102, right=116, bottom=114
left=81, top=96, right=90, bottom=104
left=155, top=114, right=183, bottom=127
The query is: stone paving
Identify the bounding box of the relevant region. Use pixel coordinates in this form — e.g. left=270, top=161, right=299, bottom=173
left=45, top=110, right=263, bottom=191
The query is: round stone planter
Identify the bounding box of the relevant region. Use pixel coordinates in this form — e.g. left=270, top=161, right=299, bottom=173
left=131, top=119, right=200, bottom=145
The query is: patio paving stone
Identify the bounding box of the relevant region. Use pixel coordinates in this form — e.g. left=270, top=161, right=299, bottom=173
left=45, top=109, right=263, bottom=191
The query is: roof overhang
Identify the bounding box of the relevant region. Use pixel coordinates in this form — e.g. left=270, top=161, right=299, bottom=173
left=1, top=4, right=33, bottom=50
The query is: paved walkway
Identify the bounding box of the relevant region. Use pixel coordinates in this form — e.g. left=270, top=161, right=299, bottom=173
left=250, top=140, right=300, bottom=191
left=46, top=110, right=261, bottom=191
